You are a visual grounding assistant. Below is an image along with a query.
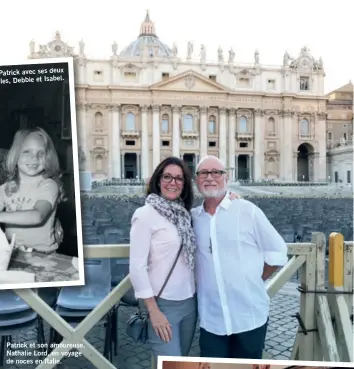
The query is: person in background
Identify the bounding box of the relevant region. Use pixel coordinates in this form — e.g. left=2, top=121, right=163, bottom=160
left=192, top=155, right=288, bottom=359
left=0, top=127, right=66, bottom=254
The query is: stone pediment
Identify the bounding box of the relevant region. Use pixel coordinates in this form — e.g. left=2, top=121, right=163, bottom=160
left=29, top=31, right=75, bottom=59
left=289, top=46, right=323, bottom=72
left=117, top=62, right=142, bottom=71
left=149, top=70, right=229, bottom=92
left=234, top=68, right=258, bottom=77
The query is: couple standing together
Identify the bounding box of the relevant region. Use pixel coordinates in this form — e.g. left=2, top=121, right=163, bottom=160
left=129, top=155, right=288, bottom=361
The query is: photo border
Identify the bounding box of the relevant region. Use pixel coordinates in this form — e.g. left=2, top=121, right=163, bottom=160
left=157, top=356, right=354, bottom=369
left=0, top=57, right=85, bottom=290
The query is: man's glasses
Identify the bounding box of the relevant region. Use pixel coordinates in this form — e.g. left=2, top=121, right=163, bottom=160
left=161, top=174, right=184, bottom=184
left=196, top=170, right=225, bottom=179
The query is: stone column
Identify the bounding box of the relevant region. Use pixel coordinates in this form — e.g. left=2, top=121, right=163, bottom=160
left=219, top=107, right=227, bottom=165
left=140, top=105, right=149, bottom=180
left=107, top=107, right=113, bottom=178
left=279, top=111, right=285, bottom=180
left=121, top=153, right=125, bottom=178
left=228, top=108, right=236, bottom=179
left=137, top=153, right=141, bottom=179
left=283, top=69, right=290, bottom=92
left=77, top=103, right=89, bottom=169
left=152, top=104, right=161, bottom=170
left=316, top=112, right=327, bottom=181
left=111, top=104, right=121, bottom=178
left=281, top=110, right=293, bottom=181
left=77, top=103, right=92, bottom=190
left=77, top=59, right=87, bottom=85
left=199, top=106, right=208, bottom=159
left=293, top=151, right=298, bottom=181
left=249, top=153, right=253, bottom=180
left=253, top=109, right=264, bottom=180
left=235, top=154, right=239, bottom=180
left=172, top=105, right=181, bottom=158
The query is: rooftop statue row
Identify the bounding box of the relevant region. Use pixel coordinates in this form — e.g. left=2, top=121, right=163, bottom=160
left=27, top=11, right=324, bottom=72
left=28, top=33, right=324, bottom=73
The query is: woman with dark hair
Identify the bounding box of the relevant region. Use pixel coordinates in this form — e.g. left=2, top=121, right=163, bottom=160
left=129, top=156, right=197, bottom=361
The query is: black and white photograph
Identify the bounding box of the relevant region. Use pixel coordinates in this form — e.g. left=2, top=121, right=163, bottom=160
left=0, top=58, right=84, bottom=290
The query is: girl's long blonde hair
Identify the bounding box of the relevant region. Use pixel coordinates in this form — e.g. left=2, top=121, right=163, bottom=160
left=5, top=127, right=66, bottom=202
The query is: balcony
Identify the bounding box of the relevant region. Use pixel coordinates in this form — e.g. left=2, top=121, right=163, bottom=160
left=181, top=131, right=199, bottom=139
left=236, top=132, right=253, bottom=141
left=121, top=130, right=140, bottom=138
left=298, top=134, right=313, bottom=141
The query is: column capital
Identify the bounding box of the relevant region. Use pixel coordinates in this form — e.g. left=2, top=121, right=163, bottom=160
left=152, top=104, right=161, bottom=113
left=76, top=102, right=88, bottom=111
left=140, top=104, right=149, bottom=113
left=317, top=112, right=327, bottom=120
left=228, top=108, right=236, bottom=115
left=200, top=106, right=208, bottom=114
left=281, top=109, right=294, bottom=117
left=111, top=104, right=121, bottom=112
left=219, top=107, right=227, bottom=115
left=254, top=108, right=264, bottom=117
left=172, top=105, right=181, bottom=114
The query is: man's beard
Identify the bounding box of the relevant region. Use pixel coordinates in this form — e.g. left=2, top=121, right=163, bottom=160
left=200, top=187, right=226, bottom=198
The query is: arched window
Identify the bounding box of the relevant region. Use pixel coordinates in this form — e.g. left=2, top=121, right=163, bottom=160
left=208, top=115, right=216, bottom=134
left=94, top=112, right=103, bottom=127
left=183, top=114, right=193, bottom=132
left=126, top=112, right=136, bottom=131
left=300, top=118, right=309, bottom=136
left=267, top=117, right=275, bottom=135
left=239, top=116, right=247, bottom=133
left=161, top=114, right=169, bottom=133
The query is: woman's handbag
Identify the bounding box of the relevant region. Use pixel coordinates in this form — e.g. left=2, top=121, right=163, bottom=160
left=126, top=244, right=183, bottom=344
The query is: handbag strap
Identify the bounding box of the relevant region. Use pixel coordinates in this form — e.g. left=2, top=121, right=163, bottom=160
left=156, top=243, right=183, bottom=298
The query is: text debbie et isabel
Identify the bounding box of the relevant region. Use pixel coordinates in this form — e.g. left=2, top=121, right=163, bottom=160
left=0, top=67, right=65, bottom=84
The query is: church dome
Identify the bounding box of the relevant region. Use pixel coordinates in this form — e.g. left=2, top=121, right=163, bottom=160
left=119, top=11, right=174, bottom=58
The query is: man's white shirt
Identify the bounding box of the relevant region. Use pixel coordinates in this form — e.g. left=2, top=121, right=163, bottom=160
left=191, top=195, right=288, bottom=336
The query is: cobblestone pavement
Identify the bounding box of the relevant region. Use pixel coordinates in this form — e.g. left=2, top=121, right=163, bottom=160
left=3, top=286, right=300, bottom=369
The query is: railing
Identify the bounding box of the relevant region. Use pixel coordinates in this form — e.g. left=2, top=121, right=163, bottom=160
left=298, top=134, right=313, bottom=140
left=120, top=130, right=140, bottom=138
left=235, top=132, right=253, bottom=140
left=13, top=232, right=353, bottom=368
left=90, top=178, right=340, bottom=188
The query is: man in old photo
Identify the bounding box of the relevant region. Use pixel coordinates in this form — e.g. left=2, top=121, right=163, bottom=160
left=191, top=155, right=288, bottom=359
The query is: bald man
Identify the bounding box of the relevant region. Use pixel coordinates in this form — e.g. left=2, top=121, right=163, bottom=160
left=191, top=155, right=288, bottom=359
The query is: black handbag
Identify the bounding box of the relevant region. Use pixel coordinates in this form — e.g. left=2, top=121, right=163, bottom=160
left=126, top=244, right=183, bottom=344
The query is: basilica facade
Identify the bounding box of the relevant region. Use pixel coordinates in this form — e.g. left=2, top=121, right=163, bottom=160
left=29, top=11, right=328, bottom=182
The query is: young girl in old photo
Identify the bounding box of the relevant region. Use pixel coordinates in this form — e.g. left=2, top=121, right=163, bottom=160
left=0, top=127, right=66, bottom=254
